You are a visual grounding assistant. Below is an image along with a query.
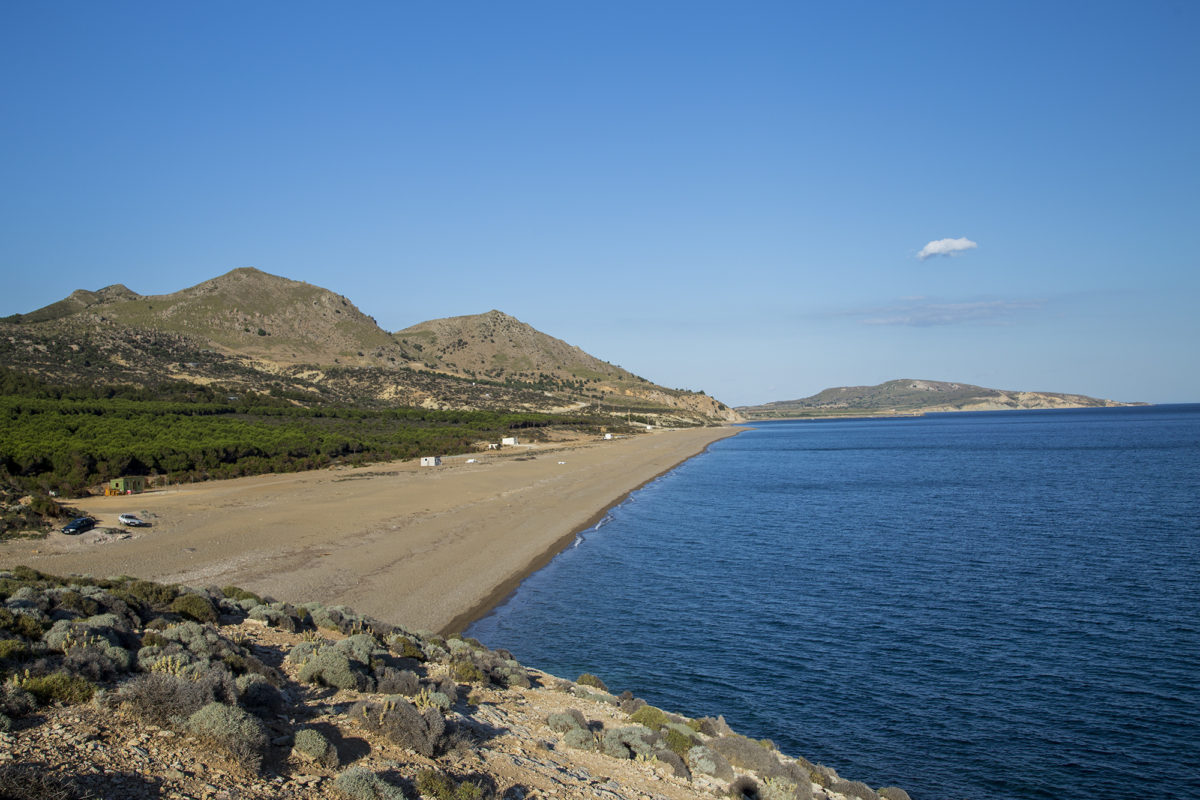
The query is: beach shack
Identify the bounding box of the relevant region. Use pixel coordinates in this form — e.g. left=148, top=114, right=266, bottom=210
left=501, top=436, right=519, bottom=446
left=107, top=476, right=146, bottom=495
left=420, top=456, right=442, bottom=467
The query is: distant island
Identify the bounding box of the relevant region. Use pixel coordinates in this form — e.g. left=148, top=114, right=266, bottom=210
left=737, top=379, right=1143, bottom=419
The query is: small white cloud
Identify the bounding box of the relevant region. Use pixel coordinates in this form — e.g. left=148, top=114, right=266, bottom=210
left=918, top=237, right=978, bottom=260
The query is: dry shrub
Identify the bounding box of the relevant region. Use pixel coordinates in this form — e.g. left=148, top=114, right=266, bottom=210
left=187, top=702, right=268, bottom=772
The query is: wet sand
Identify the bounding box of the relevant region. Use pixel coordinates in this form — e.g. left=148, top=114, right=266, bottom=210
left=0, top=427, right=739, bottom=633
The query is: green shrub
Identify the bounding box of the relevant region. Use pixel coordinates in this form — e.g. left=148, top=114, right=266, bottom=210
left=629, top=705, right=668, bottom=730
left=664, top=727, right=698, bottom=759
left=0, top=608, right=45, bottom=639
left=221, top=586, right=262, bottom=605
left=878, top=788, right=912, bottom=800
left=0, top=639, right=31, bottom=662
left=9, top=566, right=43, bottom=583
left=17, top=671, right=95, bottom=705
left=187, top=702, right=268, bottom=772
left=809, top=767, right=834, bottom=789
left=388, top=635, right=426, bottom=661
left=171, top=593, right=217, bottom=623
left=452, top=659, right=486, bottom=684
left=576, top=672, right=608, bottom=691
left=52, top=590, right=100, bottom=617
left=126, top=580, right=177, bottom=609
left=415, top=768, right=484, bottom=800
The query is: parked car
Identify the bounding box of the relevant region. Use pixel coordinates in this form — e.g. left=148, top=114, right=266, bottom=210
left=61, top=517, right=95, bottom=535
left=118, top=513, right=151, bottom=527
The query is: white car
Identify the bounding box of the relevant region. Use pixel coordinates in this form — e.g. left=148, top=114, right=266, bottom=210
left=118, top=514, right=151, bottom=527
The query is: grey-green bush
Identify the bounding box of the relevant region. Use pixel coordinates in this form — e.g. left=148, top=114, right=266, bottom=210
left=187, top=702, right=268, bottom=771
left=562, top=727, right=596, bottom=751
left=349, top=697, right=446, bottom=757
left=761, top=777, right=813, bottom=800
left=877, top=789, right=912, bottom=800
left=547, top=709, right=588, bottom=733
left=293, top=728, right=339, bottom=768
left=298, top=647, right=374, bottom=692
left=653, top=748, right=690, bottom=779
left=236, top=673, right=283, bottom=716
left=830, top=779, right=878, bottom=800
left=375, top=667, right=419, bottom=696
left=601, top=725, right=659, bottom=760
left=121, top=670, right=238, bottom=727
left=713, top=734, right=789, bottom=779
left=333, top=766, right=406, bottom=800
left=688, top=745, right=735, bottom=781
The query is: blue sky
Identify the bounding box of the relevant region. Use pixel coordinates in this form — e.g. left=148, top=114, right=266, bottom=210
left=2, top=1, right=1197, bottom=406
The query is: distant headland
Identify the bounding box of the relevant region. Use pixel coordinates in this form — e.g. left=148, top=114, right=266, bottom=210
left=737, top=378, right=1144, bottom=419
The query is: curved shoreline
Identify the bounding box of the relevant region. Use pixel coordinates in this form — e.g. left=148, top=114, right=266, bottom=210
left=441, top=428, right=741, bottom=635
left=1, top=426, right=742, bottom=634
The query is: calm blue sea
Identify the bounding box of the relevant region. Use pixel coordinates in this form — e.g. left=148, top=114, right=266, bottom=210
left=467, top=405, right=1200, bottom=800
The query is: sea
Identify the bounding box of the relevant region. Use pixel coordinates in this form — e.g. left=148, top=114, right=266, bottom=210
left=467, top=405, right=1200, bottom=800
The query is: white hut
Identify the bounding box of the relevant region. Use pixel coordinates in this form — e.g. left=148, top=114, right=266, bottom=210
left=501, top=436, right=519, bottom=446
left=420, top=456, right=442, bottom=467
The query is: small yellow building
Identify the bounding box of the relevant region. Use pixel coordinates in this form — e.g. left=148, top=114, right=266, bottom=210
left=107, top=476, right=146, bottom=495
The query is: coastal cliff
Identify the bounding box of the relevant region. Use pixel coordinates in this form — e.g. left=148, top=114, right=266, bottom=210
left=0, top=569, right=911, bottom=800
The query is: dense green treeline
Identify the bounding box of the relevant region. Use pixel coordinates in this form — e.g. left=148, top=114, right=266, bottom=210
left=0, top=371, right=602, bottom=496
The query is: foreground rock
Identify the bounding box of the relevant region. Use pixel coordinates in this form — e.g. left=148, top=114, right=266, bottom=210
left=0, top=568, right=912, bottom=800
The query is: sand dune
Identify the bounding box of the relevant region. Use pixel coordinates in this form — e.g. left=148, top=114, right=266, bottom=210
left=2, top=427, right=738, bottom=633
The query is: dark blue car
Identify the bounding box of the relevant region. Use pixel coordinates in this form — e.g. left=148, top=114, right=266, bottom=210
left=61, top=517, right=95, bottom=535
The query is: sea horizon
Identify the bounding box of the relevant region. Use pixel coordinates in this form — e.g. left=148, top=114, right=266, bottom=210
left=470, top=404, right=1200, bottom=800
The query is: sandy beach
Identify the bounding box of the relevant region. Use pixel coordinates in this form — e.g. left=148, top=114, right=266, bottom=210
left=0, top=427, right=738, bottom=633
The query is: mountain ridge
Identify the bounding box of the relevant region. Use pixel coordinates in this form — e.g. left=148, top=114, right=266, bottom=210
left=0, top=268, right=738, bottom=424
left=739, top=378, right=1142, bottom=419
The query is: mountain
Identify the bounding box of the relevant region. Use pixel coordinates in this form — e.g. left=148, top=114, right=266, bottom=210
left=738, top=378, right=1140, bottom=419
left=0, top=268, right=737, bottom=424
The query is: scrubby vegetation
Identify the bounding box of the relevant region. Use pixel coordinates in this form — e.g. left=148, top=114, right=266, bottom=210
left=0, top=567, right=908, bottom=799
left=0, top=371, right=608, bottom=498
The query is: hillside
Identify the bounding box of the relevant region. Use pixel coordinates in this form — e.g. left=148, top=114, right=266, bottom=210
left=396, top=310, right=738, bottom=422
left=0, top=269, right=736, bottom=426
left=739, top=379, right=1139, bottom=419
left=0, top=567, right=912, bottom=800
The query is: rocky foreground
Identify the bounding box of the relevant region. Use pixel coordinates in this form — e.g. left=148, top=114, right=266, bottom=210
left=0, top=568, right=911, bottom=800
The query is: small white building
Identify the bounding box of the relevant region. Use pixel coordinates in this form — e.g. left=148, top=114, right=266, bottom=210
left=501, top=436, right=519, bottom=446
left=420, top=456, right=442, bottom=467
